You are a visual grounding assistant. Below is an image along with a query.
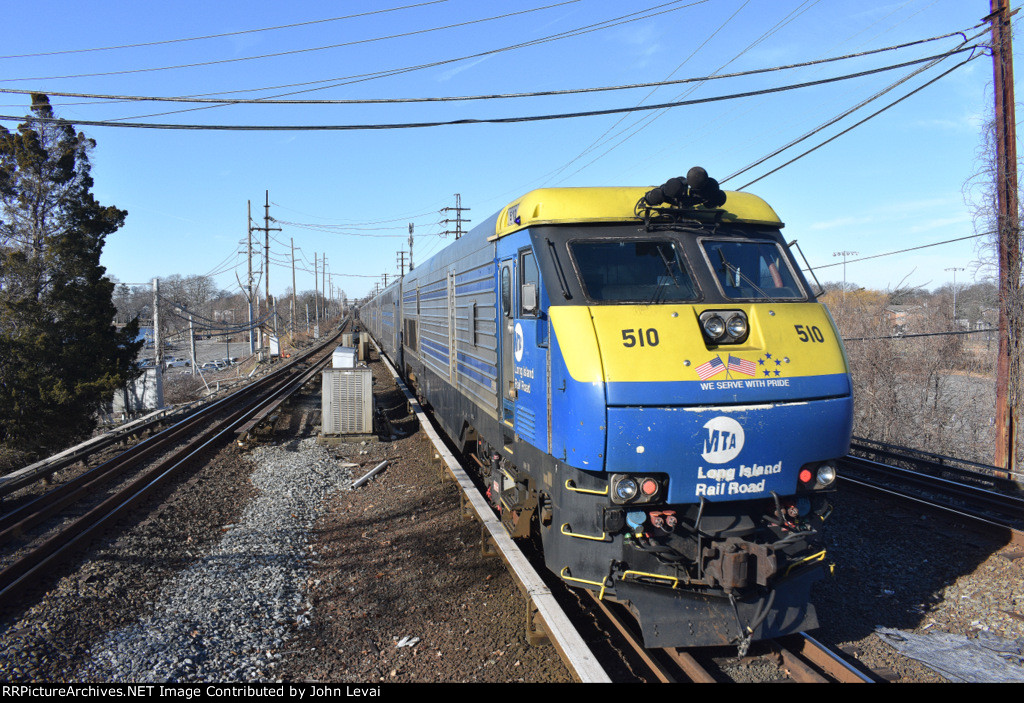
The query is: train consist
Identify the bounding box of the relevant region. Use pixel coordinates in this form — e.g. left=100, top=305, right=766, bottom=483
left=362, top=168, right=852, bottom=650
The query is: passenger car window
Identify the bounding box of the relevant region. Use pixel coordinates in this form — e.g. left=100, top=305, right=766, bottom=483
left=700, top=239, right=803, bottom=299
left=569, top=240, right=696, bottom=302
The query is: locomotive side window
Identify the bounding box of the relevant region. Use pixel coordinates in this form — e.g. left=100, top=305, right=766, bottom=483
left=569, top=240, right=696, bottom=303
left=700, top=239, right=804, bottom=300
left=519, top=249, right=539, bottom=317
left=501, top=266, right=512, bottom=316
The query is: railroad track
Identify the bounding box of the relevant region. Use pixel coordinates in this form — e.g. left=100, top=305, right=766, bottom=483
left=579, top=589, right=880, bottom=682
left=0, top=325, right=346, bottom=607
left=839, top=454, right=1024, bottom=547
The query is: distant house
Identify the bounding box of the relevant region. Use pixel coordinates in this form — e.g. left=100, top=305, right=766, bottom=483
left=975, top=308, right=999, bottom=343
left=884, top=304, right=927, bottom=336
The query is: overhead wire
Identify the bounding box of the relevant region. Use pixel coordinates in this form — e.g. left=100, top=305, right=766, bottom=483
left=49, top=0, right=711, bottom=122
left=805, top=231, right=993, bottom=273
left=0, top=28, right=975, bottom=107
left=731, top=50, right=985, bottom=190
left=538, top=0, right=752, bottom=188
left=0, top=1, right=582, bottom=84
left=0, top=45, right=982, bottom=131
left=722, top=26, right=989, bottom=187
left=543, top=0, right=826, bottom=186
left=0, top=1, right=450, bottom=59
left=612, top=1, right=966, bottom=185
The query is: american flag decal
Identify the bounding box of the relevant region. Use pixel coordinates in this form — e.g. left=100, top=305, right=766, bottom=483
left=695, top=356, right=725, bottom=380
left=728, top=354, right=757, bottom=376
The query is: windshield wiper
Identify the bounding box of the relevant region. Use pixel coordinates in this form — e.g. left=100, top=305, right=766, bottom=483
left=651, top=244, right=681, bottom=304
left=717, top=249, right=778, bottom=302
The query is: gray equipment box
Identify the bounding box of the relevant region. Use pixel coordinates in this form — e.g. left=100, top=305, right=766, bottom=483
left=332, top=346, right=357, bottom=368
left=321, top=367, right=374, bottom=436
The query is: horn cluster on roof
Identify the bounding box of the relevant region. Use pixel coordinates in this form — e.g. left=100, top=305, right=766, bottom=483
left=642, top=166, right=727, bottom=210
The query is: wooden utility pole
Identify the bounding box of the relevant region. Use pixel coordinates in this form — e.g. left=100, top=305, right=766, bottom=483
left=323, top=256, right=329, bottom=320
left=247, top=201, right=255, bottom=354
left=153, top=278, right=164, bottom=406
left=248, top=192, right=281, bottom=351
left=291, top=237, right=297, bottom=336
left=989, top=0, right=1019, bottom=474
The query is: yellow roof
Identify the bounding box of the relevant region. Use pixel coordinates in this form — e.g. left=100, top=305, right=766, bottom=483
left=491, top=186, right=782, bottom=240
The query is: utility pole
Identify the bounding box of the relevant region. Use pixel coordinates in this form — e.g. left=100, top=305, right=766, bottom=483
left=187, top=308, right=197, bottom=376
left=440, top=194, right=471, bottom=239
left=945, top=267, right=965, bottom=325
left=314, top=253, right=320, bottom=337
left=397, top=250, right=407, bottom=276
left=408, top=223, right=415, bottom=271
left=291, top=237, right=297, bottom=336
left=989, top=0, right=1019, bottom=475
left=247, top=201, right=255, bottom=355
left=152, top=278, right=164, bottom=406
left=250, top=192, right=281, bottom=352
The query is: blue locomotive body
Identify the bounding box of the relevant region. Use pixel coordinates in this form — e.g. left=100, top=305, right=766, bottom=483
left=364, top=181, right=852, bottom=648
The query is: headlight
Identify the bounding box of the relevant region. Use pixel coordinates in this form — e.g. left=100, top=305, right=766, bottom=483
left=614, top=477, right=638, bottom=501
left=699, top=310, right=748, bottom=344
left=816, top=462, right=837, bottom=487
left=702, top=315, right=726, bottom=339
left=726, top=314, right=748, bottom=339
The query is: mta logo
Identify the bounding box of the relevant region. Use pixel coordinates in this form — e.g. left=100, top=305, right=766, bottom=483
left=701, top=416, right=745, bottom=464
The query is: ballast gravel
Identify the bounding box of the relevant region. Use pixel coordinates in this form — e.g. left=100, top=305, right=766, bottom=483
left=75, top=439, right=353, bottom=683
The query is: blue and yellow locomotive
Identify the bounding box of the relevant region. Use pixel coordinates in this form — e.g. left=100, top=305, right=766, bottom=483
left=364, top=168, right=852, bottom=649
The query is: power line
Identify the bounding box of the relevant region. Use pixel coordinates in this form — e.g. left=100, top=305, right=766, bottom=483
left=806, top=231, right=994, bottom=272
left=843, top=328, right=995, bottom=342
left=0, top=1, right=582, bottom=84
left=541, top=0, right=818, bottom=186
left=53, top=0, right=710, bottom=123
left=723, top=26, right=988, bottom=186
left=733, top=51, right=985, bottom=190
left=0, top=27, right=974, bottom=106
left=0, top=1, right=451, bottom=59
left=0, top=45, right=981, bottom=132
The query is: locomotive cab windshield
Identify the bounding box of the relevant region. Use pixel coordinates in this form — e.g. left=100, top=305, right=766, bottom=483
left=569, top=238, right=697, bottom=302
left=700, top=237, right=806, bottom=301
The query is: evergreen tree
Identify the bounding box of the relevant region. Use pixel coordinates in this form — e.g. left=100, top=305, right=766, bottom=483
left=0, top=94, right=141, bottom=459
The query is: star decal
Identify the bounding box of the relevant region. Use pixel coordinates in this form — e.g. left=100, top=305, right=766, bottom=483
left=758, top=352, right=791, bottom=377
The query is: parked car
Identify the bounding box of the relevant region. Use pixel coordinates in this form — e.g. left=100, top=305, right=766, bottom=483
left=165, top=358, right=189, bottom=369
left=200, top=361, right=220, bottom=372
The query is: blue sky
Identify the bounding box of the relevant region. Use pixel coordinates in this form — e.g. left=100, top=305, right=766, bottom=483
left=0, top=0, right=1013, bottom=300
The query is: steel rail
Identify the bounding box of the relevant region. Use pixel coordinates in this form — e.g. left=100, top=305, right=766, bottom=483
left=795, top=632, right=876, bottom=683
left=839, top=455, right=1024, bottom=546
left=0, top=335, right=335, bottom=542
left=0, top=328, right=344, bottom=605
left=844, top=454, right=1023, bottom=511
